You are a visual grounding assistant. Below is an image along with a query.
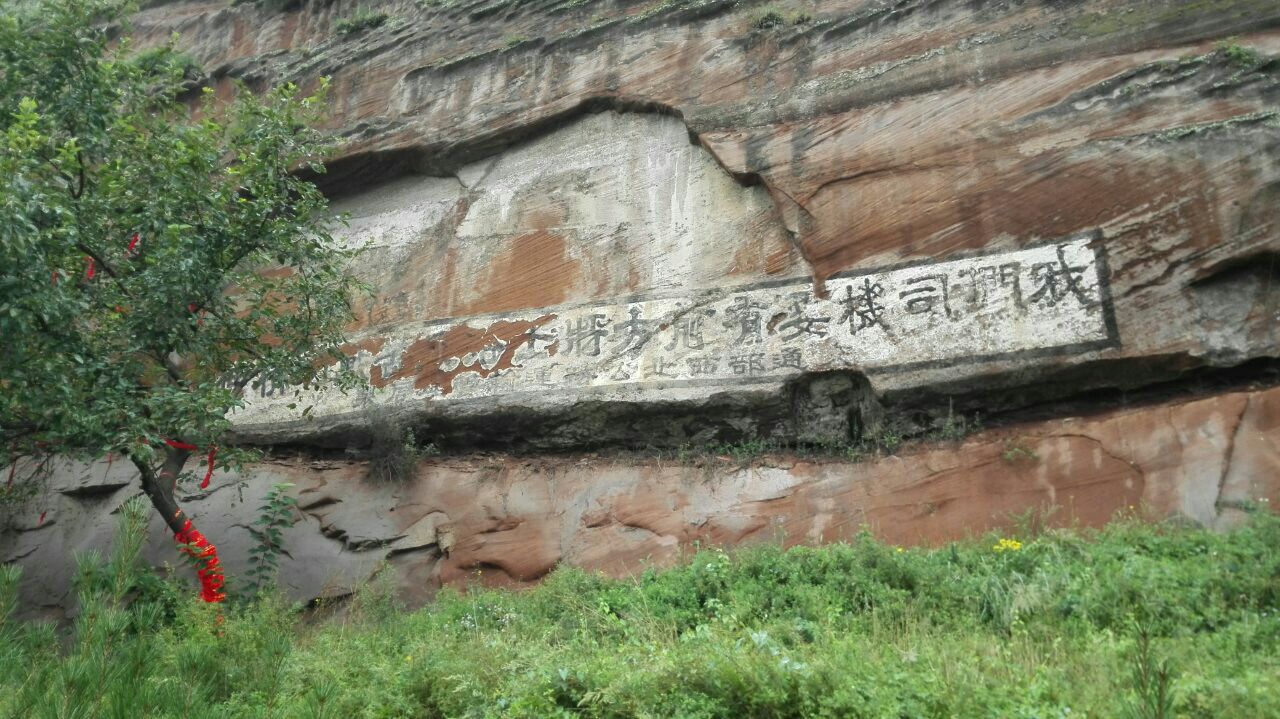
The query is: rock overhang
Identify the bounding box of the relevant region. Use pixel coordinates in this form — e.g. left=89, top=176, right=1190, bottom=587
left=122, top=0, right=1280, bottom=452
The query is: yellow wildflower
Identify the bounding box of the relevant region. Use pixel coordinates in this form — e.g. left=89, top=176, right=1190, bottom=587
left=992, top=538, right=1023, bottom=553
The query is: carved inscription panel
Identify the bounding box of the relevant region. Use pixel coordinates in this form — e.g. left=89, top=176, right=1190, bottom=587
left=233, top=236, right=1116, bottom=423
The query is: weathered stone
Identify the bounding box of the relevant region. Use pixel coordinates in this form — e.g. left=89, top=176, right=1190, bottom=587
left=6, top=0, right=1280, bottom=614
left=113, top=0, right=1280, bottom=449
left=5, top=385, right=1279, bottom=616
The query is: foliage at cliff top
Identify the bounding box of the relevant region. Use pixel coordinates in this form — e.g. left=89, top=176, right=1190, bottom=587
left=0, top=0, right=361, bottom=529
left=2, top=510, right=1278, bottom=717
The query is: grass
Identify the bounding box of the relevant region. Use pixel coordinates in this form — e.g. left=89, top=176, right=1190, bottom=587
left=2, top=508, right=1278, bottom=717
left=1219, top=42, right=1263, bottom=68
left=749, top=4, right=813, bottom=30
left=334, top=8, right=389, bottom=36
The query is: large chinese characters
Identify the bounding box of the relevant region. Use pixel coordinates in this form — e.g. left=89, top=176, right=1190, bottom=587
left=233, top=236, right=1116, bottom=419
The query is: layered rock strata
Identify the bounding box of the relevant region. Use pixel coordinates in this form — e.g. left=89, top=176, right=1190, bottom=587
left=4, top=0, right=1280, bottom=611
left=125, top=0, right=1280, bottom=448
left=5, top=384, right=1278, bottom=616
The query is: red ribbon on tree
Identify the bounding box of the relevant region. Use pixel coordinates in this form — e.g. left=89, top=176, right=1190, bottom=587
left=127, top=233, right=140, bottom=254
left=162, top=439, right=217, bottom=489
left=201, top=446, right=217, bottom=490
left=175, top=519, right=226, bottom=603
left=83, top=256, right=95, bottom=280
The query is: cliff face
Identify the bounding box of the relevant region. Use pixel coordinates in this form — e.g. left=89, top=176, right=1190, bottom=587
left=5, top=0, right=1280, bottom=611
left=125, top=0, right=1280, bottom=449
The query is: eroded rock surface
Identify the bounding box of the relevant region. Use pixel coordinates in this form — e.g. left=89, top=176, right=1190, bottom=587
left=4, top=0, right=1280, bottom=612
left=5, top=385, right=1278, bottom=616
left=120, top=0, right=1280, bottom=448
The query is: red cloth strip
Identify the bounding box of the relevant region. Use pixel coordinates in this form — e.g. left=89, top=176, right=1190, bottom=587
left=200, top=446, right=217, bottom=489
left=164, top=438, right=199, bottom=451
left=175, top=519, right=226, bottom=603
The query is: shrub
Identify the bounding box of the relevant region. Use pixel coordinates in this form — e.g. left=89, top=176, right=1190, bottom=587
left=2, top=512, right=1278, bottom=716
left=334, top=8, right=389, bottom=36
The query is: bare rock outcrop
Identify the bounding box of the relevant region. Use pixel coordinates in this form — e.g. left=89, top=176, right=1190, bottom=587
left=5, top=385, right=1278, bottom=616
left=119, top=0, right=1280, bottom=448
left=4, top=0, right=1280, bottom=611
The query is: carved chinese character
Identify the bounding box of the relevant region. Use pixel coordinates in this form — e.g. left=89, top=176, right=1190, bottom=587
left=534, top=365, right=558, bottom=385
left=562, top=314, right=611, bottom=356
left=839, top=277, right=889, bottom=333
left=959, top=262, right=1022, bottom=307
left=665, top=315, right=707, bottom=351
left=728, top=352, right=767, bottom=375
left=519, top=325, right=558, bottom=353
left=1028, top=246, right=1092, bottom=307
left=256, top=379, right=281, bottom=398
left=686, top=356, right=719, bottom=376
left=723, top=295, right=767, bottom=344
left=773, top=347, right=802, bottom=369
left=647, top=356, right=678, bottom=378
left=776, top=292, right=831, bottom=340
left=612, top=305, right=656, bottom=353
left=899, top=274, right=956, bottom=319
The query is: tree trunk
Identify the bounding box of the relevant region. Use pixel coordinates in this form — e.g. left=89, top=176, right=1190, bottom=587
left=132, top=448, right=191, bottom=535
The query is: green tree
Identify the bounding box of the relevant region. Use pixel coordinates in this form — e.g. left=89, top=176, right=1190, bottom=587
left=0, top=0, right=362, bottom=593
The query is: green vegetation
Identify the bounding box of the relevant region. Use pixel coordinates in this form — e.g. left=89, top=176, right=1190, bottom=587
left=130, top=45, right=203, bottom=82
left=749, top=4, right=813, bottom=30
left=1, top=0, right=362, bottom=552
left=365, top=415, right=439, bottom=483
left=334, top=8, right=390, bottom=36
left=230, top=0, right=306, bottom=10
left=3, top=509, right=1278, bottom=717
left=1001, top=437, right=1040, bottom=464
left=1217, top=40, right=1265, bottom=69
left=245, top=483, right=300, bottom=599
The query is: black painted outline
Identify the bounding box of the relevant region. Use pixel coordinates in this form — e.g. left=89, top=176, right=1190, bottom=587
left=374, top=231, right=1123, bottom=405
left=234, top=234, right=1125, bottom=424
left=367, top=230, right=1118, bottom=334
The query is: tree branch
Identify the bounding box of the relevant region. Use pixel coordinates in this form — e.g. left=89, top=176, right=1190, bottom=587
left=130, top=448, right=191, bottom=536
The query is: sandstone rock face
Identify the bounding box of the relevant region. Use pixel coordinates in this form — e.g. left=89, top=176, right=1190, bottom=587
left=5, top=386, right=1278, bottom=616
left=5, top=0, right=1280, bottom=610
left=125, top=0, right=1280, bottom=448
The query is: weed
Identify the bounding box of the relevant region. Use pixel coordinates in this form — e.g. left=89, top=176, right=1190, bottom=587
left=864, top=424, right=903, bottom=453
left=245, top=483, right=299, bottom=598
left=1218, top=40, right=1262, bottom=68
left=750, top=5, right=813, bottom=30
left=131, top=46, right=202, bottom=81
left=1001, top=437, right=1039, bottom=464
left=3, top=513, right=1279, bottom=715
left=503, top=33, right=529, bottom=48
left=931, top=401, right=979, bottom=442
left=752, top=7, right=785, bottom=29
left=1125, top=621, right=1177, bottom=719
left=232, top=0, right=306, bottom=10
left=334, top=8, right=389, bottom=36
